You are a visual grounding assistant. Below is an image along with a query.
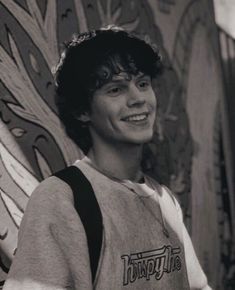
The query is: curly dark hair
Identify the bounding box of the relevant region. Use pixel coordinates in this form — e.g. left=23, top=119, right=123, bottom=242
left=54, top=26, right=163, bottom=154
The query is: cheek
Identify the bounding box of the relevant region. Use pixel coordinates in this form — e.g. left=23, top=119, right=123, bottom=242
left=90, top=101, right=114, bottom=127
left=90, top=99, right=106, bottom=120
left=149, top=91, right=157, bottom=110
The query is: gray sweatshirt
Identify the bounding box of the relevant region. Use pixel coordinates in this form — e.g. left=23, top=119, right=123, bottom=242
left=3, top=158, right=211, bottom=289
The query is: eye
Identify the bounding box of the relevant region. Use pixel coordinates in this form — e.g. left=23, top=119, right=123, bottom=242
left=109, top=87, right=120, bottom=93
left=107, top=86, right=122, bottom=96
left=137, top=78, right=151, bottom=90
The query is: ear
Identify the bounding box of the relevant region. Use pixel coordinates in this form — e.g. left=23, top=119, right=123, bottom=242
left=75, top=111, right=90, bottom=122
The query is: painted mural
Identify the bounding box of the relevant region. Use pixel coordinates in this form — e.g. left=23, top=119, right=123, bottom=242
left=0, top=0, right=234, bottom=289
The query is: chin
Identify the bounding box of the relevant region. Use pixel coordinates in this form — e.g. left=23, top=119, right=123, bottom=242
left=127, top=133, right=154, bottom=145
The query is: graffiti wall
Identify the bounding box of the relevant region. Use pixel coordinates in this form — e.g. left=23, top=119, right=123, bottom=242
left=0, top=0, right=234, bottom=289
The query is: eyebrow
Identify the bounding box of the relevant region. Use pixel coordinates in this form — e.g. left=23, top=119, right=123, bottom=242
left=100, top=73, right=151, bottom=91
left=106, top=79, right=127, bottom=85
left=135, top=73, right=150, bottom=80
left=111, top=72, right=148, bottom=82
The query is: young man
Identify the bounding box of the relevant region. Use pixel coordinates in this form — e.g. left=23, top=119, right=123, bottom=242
left=3, top=26, right=211, bottom=289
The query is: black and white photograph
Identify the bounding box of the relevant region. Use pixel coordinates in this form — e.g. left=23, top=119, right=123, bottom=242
left=0, top=0, right=234, bottom=289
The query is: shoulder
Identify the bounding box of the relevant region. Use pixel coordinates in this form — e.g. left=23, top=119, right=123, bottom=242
left=21, top=174, right=77, bottom=229
left=18, top=172, right=87, bottom=240
left=145, top=175, right=183, bottom=217
left=29, top=175, right=74, bottom=208
left=145, top=175, right=177, bottom=203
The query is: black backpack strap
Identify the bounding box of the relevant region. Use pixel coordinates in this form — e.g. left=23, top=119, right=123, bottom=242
left=53, top=166, right=103, bottom=283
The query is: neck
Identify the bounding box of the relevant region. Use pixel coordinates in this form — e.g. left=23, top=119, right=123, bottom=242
left=87, top=142, right=143, bottom=181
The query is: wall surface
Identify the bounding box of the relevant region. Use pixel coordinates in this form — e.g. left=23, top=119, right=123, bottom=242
left=0, top=0, right=234, bottom=289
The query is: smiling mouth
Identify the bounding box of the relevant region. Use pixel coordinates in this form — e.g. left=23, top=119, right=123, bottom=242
left=122, top=113, right=148, bottom=122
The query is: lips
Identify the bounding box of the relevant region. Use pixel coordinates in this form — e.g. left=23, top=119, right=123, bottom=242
left=122, top=113, right=148, bottom=122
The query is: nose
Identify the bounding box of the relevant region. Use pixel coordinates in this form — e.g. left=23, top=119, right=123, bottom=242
left=126, top=85, right=146, bottom=107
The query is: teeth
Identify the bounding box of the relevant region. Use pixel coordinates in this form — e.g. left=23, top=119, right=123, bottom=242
left=125, top=114, right=147, bottom=121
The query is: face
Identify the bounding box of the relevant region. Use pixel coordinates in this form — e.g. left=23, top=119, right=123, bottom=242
left=86, top=71, right=157, bottom=147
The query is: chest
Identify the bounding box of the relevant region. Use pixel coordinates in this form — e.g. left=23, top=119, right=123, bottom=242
left=92, top=182, right=189, bottom=289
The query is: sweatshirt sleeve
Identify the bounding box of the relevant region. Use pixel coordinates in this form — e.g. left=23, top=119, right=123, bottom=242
left=3, top=176, right=92, bottom=290
left=174, top=199, right=213, bottom=290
